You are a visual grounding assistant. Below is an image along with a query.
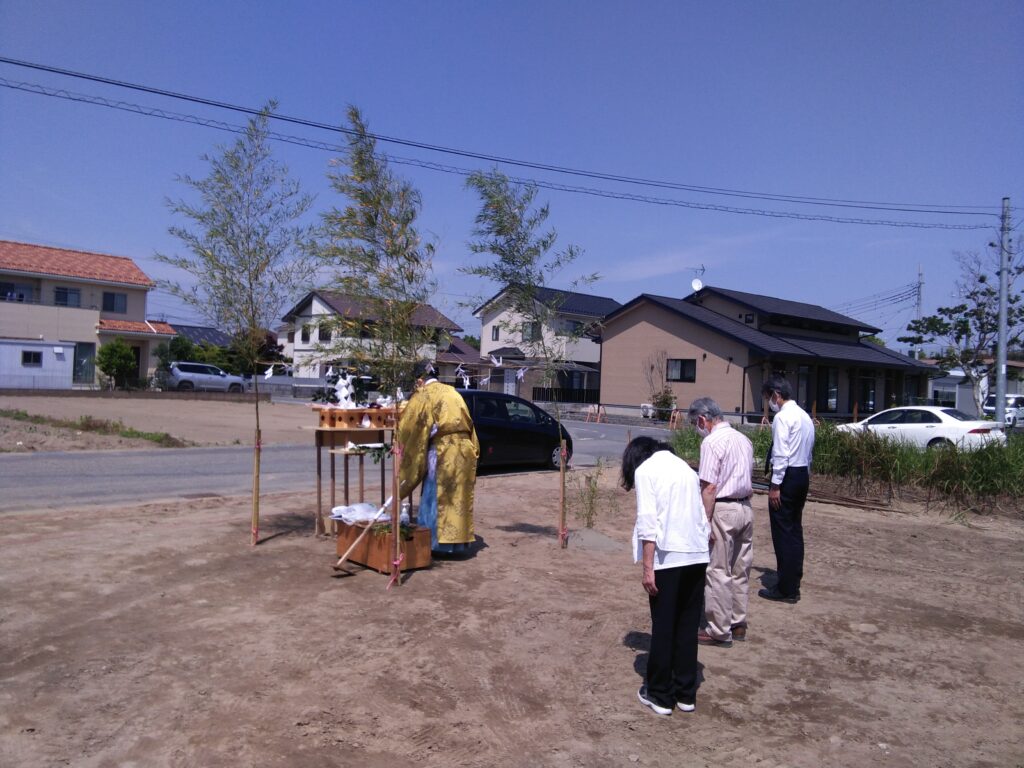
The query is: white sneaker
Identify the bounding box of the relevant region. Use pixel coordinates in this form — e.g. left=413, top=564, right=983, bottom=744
left=637, top=686, right=672, bottom=716
left=677, top=701, right=695, bottom=712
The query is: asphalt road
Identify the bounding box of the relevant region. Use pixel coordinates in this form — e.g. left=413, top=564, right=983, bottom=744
left=0, top=419, right=670, bottom=512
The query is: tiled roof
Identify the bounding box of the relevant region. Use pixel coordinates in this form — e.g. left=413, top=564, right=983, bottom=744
left=173, top=324, right=233, bottom=347
left=610, top=294, right=810, bottom=355
left=437, top=336, right=482, bottom=364
left=284, top=291, right=462, bottom=333
left=488, top=345, right=526, bottom=359
left=98, top=319, right=176, bottom=336
left=775, top=335, right=935, bottom=370
left=606, top=294, right=933, bottom=370
left=474, top=284, right=622, bottom=318
left=0, top=240, right=154, bottom=287
left=689, top=286, right=879, bottom=332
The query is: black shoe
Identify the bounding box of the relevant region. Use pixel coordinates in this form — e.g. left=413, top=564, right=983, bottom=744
left=758, top=587, right=799, bottom=604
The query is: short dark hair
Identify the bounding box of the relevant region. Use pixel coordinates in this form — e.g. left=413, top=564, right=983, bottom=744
left=761, top=374, right=792, bottom=401
left=620, top=436, right=676, bottom=491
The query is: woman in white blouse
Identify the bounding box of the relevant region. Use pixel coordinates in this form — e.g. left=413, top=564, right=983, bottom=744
left=622, top=436, right=710, bottom=716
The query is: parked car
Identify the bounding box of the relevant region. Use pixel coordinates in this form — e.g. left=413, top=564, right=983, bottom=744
left=836, top=406, right=1006, bottom=449
left=981, top=394, right=1024, bottom=428
left=168, top=361, right=246, bottom=393
left=457, top=389, right=572, bottom=469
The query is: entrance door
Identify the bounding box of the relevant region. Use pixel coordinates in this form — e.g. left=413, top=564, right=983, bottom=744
left=131, top=346, right=142, bottom=385
left=503, top=368, right=517, bottom=396
left=73, top=342, right=96, bottom=384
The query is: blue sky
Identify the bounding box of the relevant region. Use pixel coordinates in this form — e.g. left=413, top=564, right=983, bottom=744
left=1, top=1, right=1021, bottom=347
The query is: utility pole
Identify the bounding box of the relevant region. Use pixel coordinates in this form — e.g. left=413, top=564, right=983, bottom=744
left=914, top=264, right=924, bottom=359
left=995, top=197, right=1011, bottom=428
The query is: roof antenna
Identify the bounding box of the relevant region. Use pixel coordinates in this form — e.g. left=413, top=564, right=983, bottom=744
left=690, top=264, right=706, bottom=294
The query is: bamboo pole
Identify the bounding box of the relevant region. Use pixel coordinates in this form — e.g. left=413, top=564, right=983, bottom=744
left=251, top=427, right=261, bottom=546
left=391, top=439, right=402, bottom=587
left=559, top=438, right=568, bottom=549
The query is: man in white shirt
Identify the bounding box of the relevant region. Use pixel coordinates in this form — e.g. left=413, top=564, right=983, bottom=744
left=688, top=397, right=754, bottom=646
left=760, top=375, right=815, bottom=603
left=622, top=436, right=710, bottom=716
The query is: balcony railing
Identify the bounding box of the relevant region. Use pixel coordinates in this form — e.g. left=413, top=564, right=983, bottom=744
left=0, top=294, right=102, bottom=310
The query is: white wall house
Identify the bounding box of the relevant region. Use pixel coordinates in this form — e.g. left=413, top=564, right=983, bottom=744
left=278, top=291, right=462, bottom=379
left=473, top=285, right=621, bottom=403
left=0, top=240, right=175, bottom=387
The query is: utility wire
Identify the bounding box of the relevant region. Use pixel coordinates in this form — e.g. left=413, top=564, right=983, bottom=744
left=0, top=78, right=991, bottom=231
left=0, top=56, right=998, bottom=218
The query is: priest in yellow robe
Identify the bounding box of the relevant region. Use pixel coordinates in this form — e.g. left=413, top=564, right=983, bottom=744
left=397, top=364, right=480, bottom=553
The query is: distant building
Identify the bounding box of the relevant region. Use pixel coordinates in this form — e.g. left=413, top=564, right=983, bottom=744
left=278, top=290, right=462, bottom=378
left=599, top=286, right=935, bottom=419
left=473, top=285, right=621, bottom=402
left=0, top=240, right=174, bottom=388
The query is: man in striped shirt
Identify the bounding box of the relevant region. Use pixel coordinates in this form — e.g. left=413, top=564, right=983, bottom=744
left=688, top=397, right=754, bottom=647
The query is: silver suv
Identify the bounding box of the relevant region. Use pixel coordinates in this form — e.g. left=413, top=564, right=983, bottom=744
left=168, top=361, right=246, bottom=392
left=982, top=394, right=1024, bottom=428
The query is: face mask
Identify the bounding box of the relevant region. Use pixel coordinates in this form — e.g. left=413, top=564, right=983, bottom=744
left=768, top=396, right=781, bottom=413
left=695, top=421, right=709, bottom=438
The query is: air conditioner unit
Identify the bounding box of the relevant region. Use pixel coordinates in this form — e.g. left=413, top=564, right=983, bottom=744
left=640, top=403, right=653, bottom=418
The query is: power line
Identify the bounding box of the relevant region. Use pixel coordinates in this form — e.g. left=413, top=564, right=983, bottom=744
left=0, top=77, right=991, bottom=231
left=0, top=55, right=999, bottom=218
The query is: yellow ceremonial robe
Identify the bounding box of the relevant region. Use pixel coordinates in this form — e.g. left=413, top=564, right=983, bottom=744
left=397, top=381, right=480, bottom=545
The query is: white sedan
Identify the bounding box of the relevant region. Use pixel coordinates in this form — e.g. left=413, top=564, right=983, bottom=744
left=836, top=406, right=1007, bottom=449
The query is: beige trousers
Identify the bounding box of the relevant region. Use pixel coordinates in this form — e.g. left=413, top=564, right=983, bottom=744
left=704, top=500, right=754, bottom=641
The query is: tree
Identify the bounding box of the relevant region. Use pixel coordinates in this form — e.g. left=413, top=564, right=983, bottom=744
left=318, top=106, right=437, bottom=396
left=899, top=241, right=1024, bottom=414
left=861, top=335, right=886, bottom=347
left=156, top=103, right=314, bottom=545
left=461, top=169, right=596, bottom=548
left=153, top=336, right=198, bottom=374
left=96, top=337, right=137, bottom=389
left=460, top=334, right=480, bottom=350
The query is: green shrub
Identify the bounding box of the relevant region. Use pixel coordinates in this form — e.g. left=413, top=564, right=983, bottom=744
left=672, top=418, right=1024, bottom=514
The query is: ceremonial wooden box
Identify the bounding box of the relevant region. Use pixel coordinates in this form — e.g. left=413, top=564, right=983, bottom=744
left=314, top=406, right=396, bottom=429
left=335, top=522, right=432, bottom=574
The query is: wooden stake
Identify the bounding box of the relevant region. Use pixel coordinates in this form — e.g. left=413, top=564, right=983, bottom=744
left=559, top=438, right=568, bottom=549
left=251, top=427, right=261, bottom=546
left=852, top=401, right=859, bottom=423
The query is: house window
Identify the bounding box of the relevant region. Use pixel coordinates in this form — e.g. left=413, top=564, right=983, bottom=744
left=666, top=358, right=696, bottom=383
left=55, top=286, right=81, bottom=307
left=744, top=313, right=754, bottom=324
left=797, top=365, right=811, bottom=409
left=491, top=325, right=499, bottom=342
left=557, top=319, right=585, bottom=337
left=287, top=330, right=295, bottom=343
left=1, top=281, right=34, bottom=302
left=319, top=323, right=332, bottom=342
left=816, top=367, right=839, bottom=412
left=523, top=321, right=542, bottom=342
left=22, top=350, right=42, bottom=366
left=102, top=292, right=127, bottom=313
left=301, top=325, right=311, bottom=343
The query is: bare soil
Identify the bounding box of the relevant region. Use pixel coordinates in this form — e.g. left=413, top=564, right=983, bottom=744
left=0, top=395, right=313, bottom=450
left=2, top=468, right=1022, bottom=767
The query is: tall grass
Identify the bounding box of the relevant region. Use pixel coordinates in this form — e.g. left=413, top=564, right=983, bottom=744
left=671, top=420, right=1024, bottom=515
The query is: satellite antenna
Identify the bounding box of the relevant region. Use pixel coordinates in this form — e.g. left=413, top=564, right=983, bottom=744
left=691, top=278, right=703, bottom=293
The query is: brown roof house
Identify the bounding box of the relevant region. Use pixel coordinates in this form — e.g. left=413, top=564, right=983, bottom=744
left=279, top=290, right=462, bottom=380
left=473, top=285, right=621, bottom=403
left=599, top=285, right=934, bottom=420
left=0, top=240, right=174, bottom=388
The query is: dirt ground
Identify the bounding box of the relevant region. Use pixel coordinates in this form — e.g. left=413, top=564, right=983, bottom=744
left=0, top=396, right=316, bottom=451
left=2, top=465, right=1023, bottom=767
left=2, top=395, right=1022, bottom=765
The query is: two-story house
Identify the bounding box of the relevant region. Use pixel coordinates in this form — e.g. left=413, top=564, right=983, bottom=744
left=0, top=240, right=174, bottom=388
left=278, top=290, right=462, bottom=379
left=599, top=285, right=934, bottom=419
left=473, top=285, right=621, bottom=402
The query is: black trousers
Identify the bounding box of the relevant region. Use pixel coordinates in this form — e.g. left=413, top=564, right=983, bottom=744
left=769, top=466, right=809, bottom=598
left=646, top=562, right=707, bottom=708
